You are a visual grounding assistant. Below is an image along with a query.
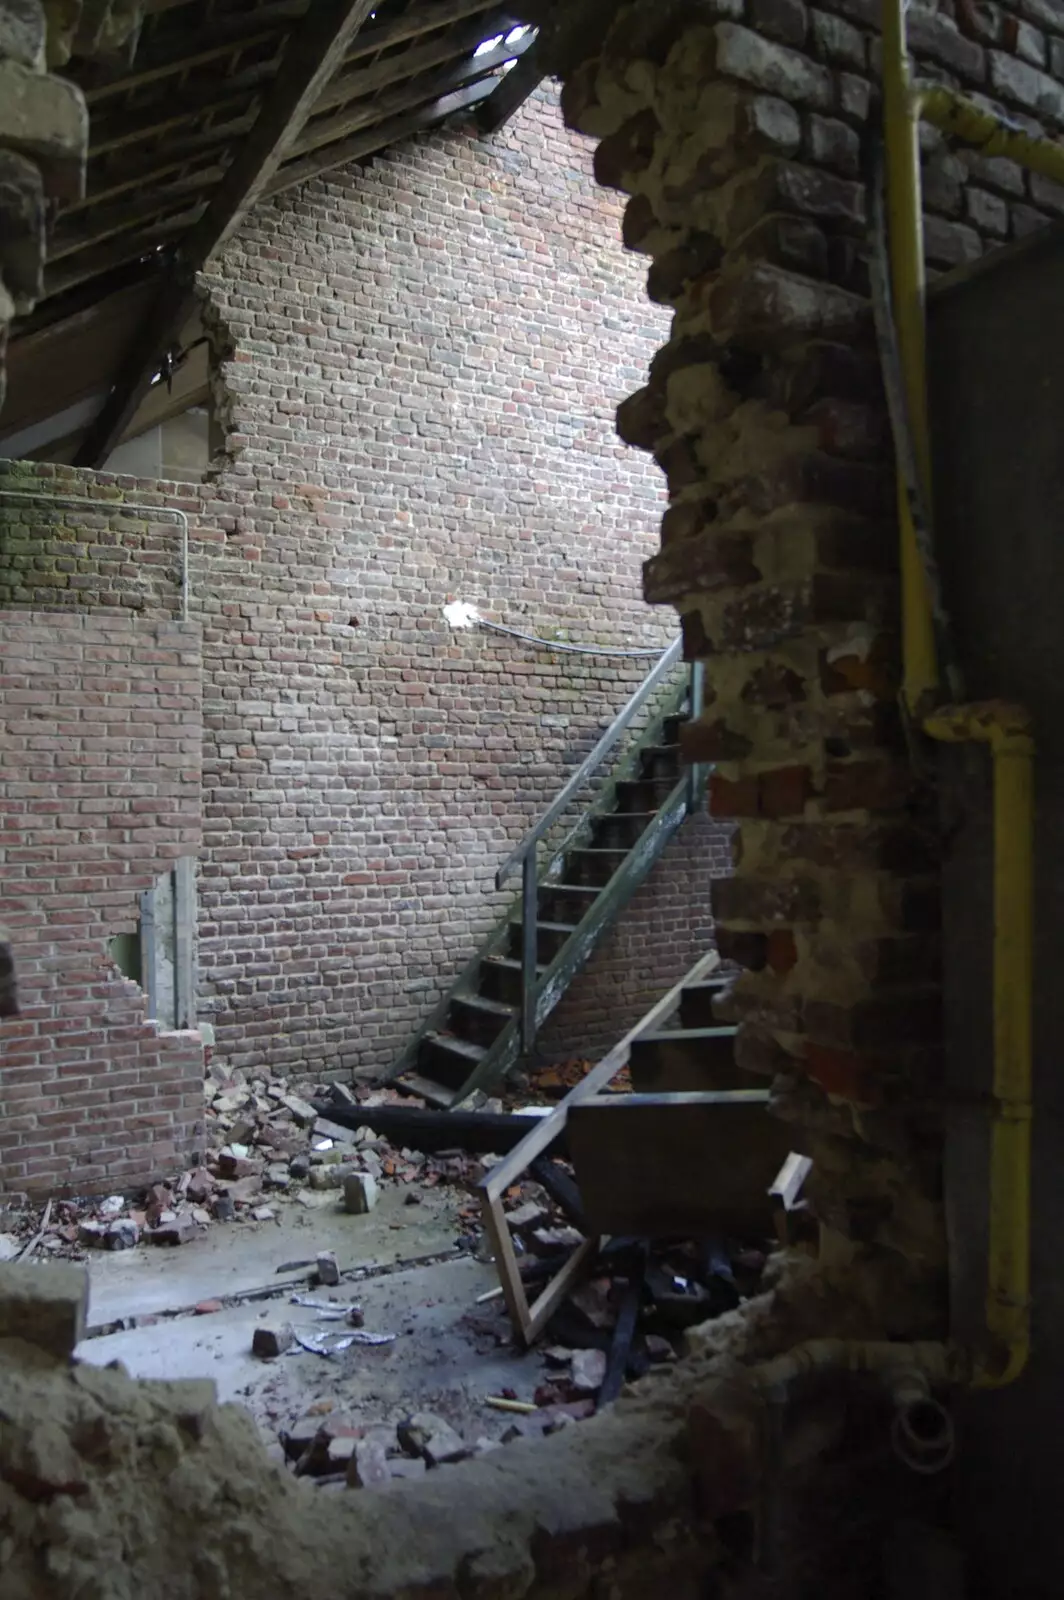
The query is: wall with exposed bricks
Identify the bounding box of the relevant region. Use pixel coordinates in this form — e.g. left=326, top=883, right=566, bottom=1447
left=545, top=0, right=1064, bottom=1328
left=0, top=610, right=203, bottom=1192
left=0, top=84, right=738, bottom=1144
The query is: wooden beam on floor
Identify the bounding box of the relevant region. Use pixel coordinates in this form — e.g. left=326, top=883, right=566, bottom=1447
left=76, top=0, right=377, bottom=470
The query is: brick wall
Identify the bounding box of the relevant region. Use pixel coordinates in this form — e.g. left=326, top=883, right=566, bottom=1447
left=0, top=610, right=204, bottom=1192
left=538, top=810, right=733, bottom=1059
left=0, top=83, right=734, bottom=1104
left=551, top=0, right=1064, bottom=1320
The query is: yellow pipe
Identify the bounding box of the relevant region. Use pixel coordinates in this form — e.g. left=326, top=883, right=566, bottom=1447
left=924, top=703, right=1034, bottom=1387
left=881, top=0, right=938, bottom=713
left=918, top=84, right=1064, bottom=187
left=879, top=0, right=1034, bottom=1394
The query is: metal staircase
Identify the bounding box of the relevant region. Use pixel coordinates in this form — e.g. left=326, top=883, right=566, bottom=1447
left=388, top=638, right=709, bottom=1107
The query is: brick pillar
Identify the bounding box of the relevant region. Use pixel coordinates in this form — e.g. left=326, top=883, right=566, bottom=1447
left=556, top=2, right=946, bottom=1323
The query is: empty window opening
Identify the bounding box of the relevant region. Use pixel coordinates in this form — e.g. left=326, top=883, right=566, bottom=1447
left=110, top=858, right=197, bottom=1031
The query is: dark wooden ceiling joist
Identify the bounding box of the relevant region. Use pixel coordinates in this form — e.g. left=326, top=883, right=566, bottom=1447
left=44, top=217, right=193, bottom=301
left=475, top=39, right=542, bottom=132
left=87, top=59, right=276, bottom=155
left=292, top=31, right=533, bottom=161
left=50, top=170, right=226, bottom=262
left=80, top=1, right=309, bottom=102
left=75, top=119, right=253, bottom=212
left=342, top=0, right=518, bottom=66
left=266, top=73, right=499, bottom=197
left=76, top=0, right=380, bottom=468
left=315, top=6, right=516, bottom=116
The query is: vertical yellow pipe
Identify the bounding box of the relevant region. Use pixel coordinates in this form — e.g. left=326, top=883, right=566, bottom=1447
left=925, top=707, right=1034, bottom=1388
left=881, top=0, right=939, bottom=711
left=980, top=728, right=1034, bottom=1386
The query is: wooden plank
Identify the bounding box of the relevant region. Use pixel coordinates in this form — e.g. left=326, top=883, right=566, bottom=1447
left=185, top=0, right=379, bottom=262
left=44, top=214, right=196, bottom=300
left=76, top=0, right=378, bottom=470
left=524, top=1236, right=598, bottom=1343
left=81, top=3, right=307, bottom=103
left=290, top=35, right=531, bottom=160
left=51, top=174, right=225, bottom=263
left=598, top=1248, right=645, bottom=1408
left=87, top=63, right=274, bottom=156
left=139, top=887, right=157, bottom=1021
left=476, top=951, right=720, bottom=1344
left=76, top=116, right=258, bottom=212
left=475, top=41, right=542, bottom=134
left=343, top=0, right=516, bottom=67
left=482, top=949, right=720, bottom=1201
left=627, top=1027, right=742, bottom=1094
left=266, top=77, right=498, bottom=198
left=566, top=1092, right=793, bottom=1240
left=479, top=1187, right=531, bottom=1338
left=315, top=7, right=517, bottom=116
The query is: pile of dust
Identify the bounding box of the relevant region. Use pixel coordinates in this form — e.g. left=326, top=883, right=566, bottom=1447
left=0, top=1331, right=335, bottom=1600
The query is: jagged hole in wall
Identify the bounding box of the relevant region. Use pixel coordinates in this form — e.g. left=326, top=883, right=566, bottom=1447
left=109, top=858, right=197, bottom=1030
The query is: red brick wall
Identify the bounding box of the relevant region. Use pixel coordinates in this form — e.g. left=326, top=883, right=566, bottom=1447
left=0, top=85, right=732, bottom=1094
left=537, top=811, right=733, bottom=1061
left=0, top=610, right=204, bottom=1193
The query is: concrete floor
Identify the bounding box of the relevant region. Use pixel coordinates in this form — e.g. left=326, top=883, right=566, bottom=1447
left=84, top=1181, right=460, bottom=1326
left=77, top=1182, right=545, bottom=1453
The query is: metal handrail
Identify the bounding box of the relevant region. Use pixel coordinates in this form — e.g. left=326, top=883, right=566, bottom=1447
left=495, top=635, right=684, bottom=891
left=495, top=635, right=702, bottom=1051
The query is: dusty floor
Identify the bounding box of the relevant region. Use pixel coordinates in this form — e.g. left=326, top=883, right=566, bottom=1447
left=75, top=1181, right=548, bottom=1457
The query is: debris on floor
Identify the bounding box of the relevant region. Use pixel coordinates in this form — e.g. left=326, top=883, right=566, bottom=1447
left=0, top=1068, right=502, bottom=1265
left=11, top=1045, right=800, bottom=1494
left=528, top=1056, right=631, bottom=1097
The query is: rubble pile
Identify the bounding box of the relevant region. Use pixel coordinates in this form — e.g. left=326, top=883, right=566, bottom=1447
left=527, top=1056, right=630, bottom=1097
left=0, top=1068, right=498, bottom=1263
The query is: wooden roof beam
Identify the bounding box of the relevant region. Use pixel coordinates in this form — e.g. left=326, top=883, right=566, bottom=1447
left=79, top=2, right=309, bottom=103
left=291, top=31, right=534, bottom=161
left=314, top=6, right=519, bottom=116
left=76, top=0, right=379, bottom=469
left=343, top=0, right=520, bottom=66
left=266, top=75, right=500, bottom=199
left=475, top=36, right=542, bottom=133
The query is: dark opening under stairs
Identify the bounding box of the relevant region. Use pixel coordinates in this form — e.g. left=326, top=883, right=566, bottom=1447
left=387, top=638, right=711, bottom=1108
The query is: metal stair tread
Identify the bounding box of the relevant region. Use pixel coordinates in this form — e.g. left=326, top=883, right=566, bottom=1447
left=508, top=918, right=580, bottom=935
left=396, top=1072, right=457, bottom=1108
left=482, top=954, right=548, bottom=974
left=636, top=1026, right=738, bottom=1042
left=423, top=1032, right=488, bottom=1062
left=453, top=993, right=516, bottom=1020
left=385, top=653, right=705, bottom=1105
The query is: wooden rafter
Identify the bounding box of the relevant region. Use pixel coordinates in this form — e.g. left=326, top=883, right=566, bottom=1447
left=80, top=2, right=308, bottom=103
left=476, top=37, right=542, bottom=133
left=266, top=75, right=498, bottom=197
left=87, top=61, right=277, bottom=156
left=314, top=7, right=517, bottom=116
left=76, top=0, right=379, bottom=469
left=343, top=0, right=513, bottom=65
left=291, top=32, right=534, bottom=162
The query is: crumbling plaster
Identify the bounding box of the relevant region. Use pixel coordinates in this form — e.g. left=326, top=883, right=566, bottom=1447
left=0, top=1254, right=915, bottom=1600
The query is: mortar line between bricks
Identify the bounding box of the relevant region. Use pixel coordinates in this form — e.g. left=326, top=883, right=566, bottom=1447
left=82, top=1244, right=467, bottom=1339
